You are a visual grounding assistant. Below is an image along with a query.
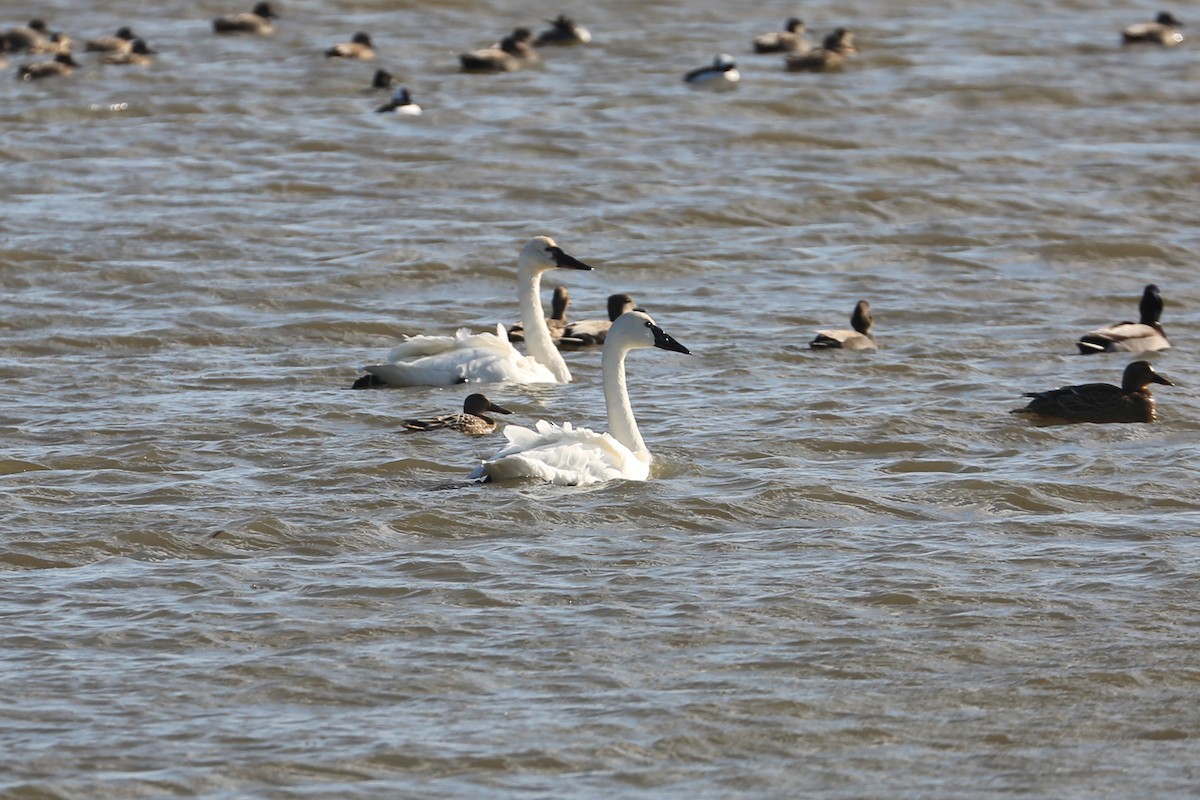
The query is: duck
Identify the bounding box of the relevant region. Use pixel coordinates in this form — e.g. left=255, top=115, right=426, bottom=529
left=367, top=68, right=396, bottom=91
left=213, top=2, right=277, bottom=35
left=0, top=19, right=50, bottom=53
left=810, top=300, right=876, bottom=350
left=352, top=236, right=593, bottom=388
left=786, top=27, right=857, bottom=71
left=17, top=52, right=79, bottom=80
left=1076, top=284, right=1169, bottom=355
left=460, top=28, right=537, bottom=72
left=100, top=38, right=155, bottom=66
left=1012, top=360, right=1174, bottom=424
left=508, top=285, right=570, bottom=343
left=325, top=31, right=375, bottom=60
left=469, top=310, right=690, bottom=485
left=85, top=26, right=137, bottom=54
left=402, top=393, right=513, bottom=435
left=753, top=18, right=810, bottom=53
left=558, top=293, right=637, bottom=349
left=684, top=53, right=740, bottom=88
left=533, top=14, right=592, bottom=46
left=375, top=87, right=421, bottom=115
left=1122, top=12, right=1184, bottom=46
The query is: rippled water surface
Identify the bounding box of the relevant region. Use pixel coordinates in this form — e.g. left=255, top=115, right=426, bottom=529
left=3, top=0, right=1200, bottom=797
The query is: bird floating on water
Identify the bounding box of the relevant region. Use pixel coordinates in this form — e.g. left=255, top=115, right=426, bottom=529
left=534, top=15, right=591, bottom=46
left=1012, top=360, right=1174, bottom=424
left=558, top=293, right=637, bottom=349
left=684, top=53, right=740, bottom=89
left=375, top=87, right=421, bottom=115
left=213, top=2, right=277, bottom=35
left=1076, top=284, right=1169, bottom=355
left=1122, top=12, right=1184, bottom=46
left=786, top=27, right=858, bottom=71
left=403, top=393, right=513, bottom=435
left=810, top=300, right=877, bottom=350
left=326, top=32, right=375, bottom=60
left=753, top=18, right=810, bottom=53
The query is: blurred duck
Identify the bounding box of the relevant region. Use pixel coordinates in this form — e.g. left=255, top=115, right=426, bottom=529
left=810, top=300, right=876, bottom=350
left=684, top=53, right=740, bottom=88
left=326, top=31, right=375, bottom=60
left=558, top=293, right=636, bottom=349
left=460, top=28, right=536, bottom=72
left=351, top=236, right=593, bottom=387
left=1012, top=360, right=1174, bottom=424
left=1122, top=12, right=1184, bottom=46
left=534, top=14, right=591, bottom=46
left=100, top=38, right=155, bottom=66
left=367, top=68, right=396, bottom=91
left=17, top=52, right=78, bottom=80
left=213, top=2, right=277, bottom=35
left=754, top=18, right=810, bottom=53
left=85, top=26, right=137, bottom=54
left=1077, top=284, right=1169, bottom=355
left=0, top=19, right=50, bottom=53
left=374, top=86, right=421, bottom=115
left=509, top=285, right=570, bottom=343
left=786, top=27, right=857, bottom=71
left=402, top=394, right=513, bottom=435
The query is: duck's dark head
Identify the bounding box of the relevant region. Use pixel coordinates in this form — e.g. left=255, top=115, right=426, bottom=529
left=785, top=18, right=805, bottom=32
left=464, top=393, right=513, bottom=416
left=1156, top=12, right=1183, bottom=27
left=253, top=2, right=277, bottom=19
left=352, top=31, right=372, bottom=46
left=607, top=293, right=635, bottom=321
left=851, top=300, right=874, bottom=334
left=1122, top=360, right=1174, bottom=392
left=1139, top=284, right=1163, bottom=325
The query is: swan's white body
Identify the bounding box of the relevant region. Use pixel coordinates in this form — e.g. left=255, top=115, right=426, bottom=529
left=359, top=236, right=592, bottom=386
left=470, top=311, right=690, bottom=486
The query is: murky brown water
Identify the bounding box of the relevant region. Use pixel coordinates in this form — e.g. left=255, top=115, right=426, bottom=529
left=3, top=0, right=1200, bottom=796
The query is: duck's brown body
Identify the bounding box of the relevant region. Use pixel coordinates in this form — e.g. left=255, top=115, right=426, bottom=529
left=1013, top=361, right=1173, bottom=424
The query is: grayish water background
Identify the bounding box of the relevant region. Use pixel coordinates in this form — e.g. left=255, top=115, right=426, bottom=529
left=3, top=0, right=1200, bottom=796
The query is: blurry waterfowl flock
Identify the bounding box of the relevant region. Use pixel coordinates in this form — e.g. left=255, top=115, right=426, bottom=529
left=2, top=6, right=1188, bottom=484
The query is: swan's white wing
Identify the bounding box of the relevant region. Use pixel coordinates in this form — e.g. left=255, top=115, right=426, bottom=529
left=470, top=420, right=651, bottom=486
left=367, top=324, right=561, bottom=386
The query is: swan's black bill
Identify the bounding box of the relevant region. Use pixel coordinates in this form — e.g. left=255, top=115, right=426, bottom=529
left=549, top=246, right=592, bottom=271
left=651, top=324, right=690, bottom=355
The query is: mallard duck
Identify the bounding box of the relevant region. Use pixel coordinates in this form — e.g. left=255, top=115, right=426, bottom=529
left=402, top=393, right=513, bottom=435
left=460, top=28, right=536, bottom=73
left=1123, top=12, right=1184, bottom=46
left=17, top=52, right=79, bottom=80
left=85, top=26, right=137, bottom=54
left=374, top=87, right=421, bottom=115
left=213, top=2, right=277, bottom=35
left=1077, top=284, right=1169, bottom=355
left=1012, top=360, right=1174, bottom=424
left=325, top=31, right=375, bottom=60
left=100, top=38, right=155, bottom=66
left=786, top=27, right=857, bottom=71
left=754, top=18, right=810, bottom=53
left=558, top=293, right=636, bottom=349
left=810, top=300, right=876, bottom=350
left=508, top=285, right=570, bottom=343
left=534, top=15, right=591, bottom=46
left=684, top=53, right=740, bottom=89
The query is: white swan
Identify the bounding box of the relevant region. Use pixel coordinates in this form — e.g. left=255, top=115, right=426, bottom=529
left=469, top=311, right=690, bottom=485
left=354, top=236, right=592, bottom=387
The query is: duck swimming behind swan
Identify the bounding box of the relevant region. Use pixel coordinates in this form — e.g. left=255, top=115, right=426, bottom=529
left=1076, top=284, right=1169, bottom=355
left=469, top=311, right=690, bottom=485
left=810, top=300, right=876, bottom=350
left=558, top=293, right=636, bottom=349
left=352, top=236, right=593, bottom=388
left=508, top=285, right=570, bottom=343
left=403, top=393, right=513, bottom=435
left=1012, top=360, right=1174, bottom=424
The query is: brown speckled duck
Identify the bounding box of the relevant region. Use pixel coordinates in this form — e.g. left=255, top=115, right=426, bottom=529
left=213, top=2, right=277, bottom=35
left=1077, top=284, right=1169, bottom=355
left=786, top=27, right=857, bottom=72
left=402, top=393, right=513, bottom=435
left=810, top=300, right=876, bottom=350
left=1122, top=12, right=1184, bottom=46
left=754, top=18, right=810, bottom=53
left=1013, top=360, right=1174, bottom=424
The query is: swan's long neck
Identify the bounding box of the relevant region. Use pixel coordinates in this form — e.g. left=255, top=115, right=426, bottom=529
left=518, top=265, right=571, bottom=382
left=602, top=342, right=646, bottom=455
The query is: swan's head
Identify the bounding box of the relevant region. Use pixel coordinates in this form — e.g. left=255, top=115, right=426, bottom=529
left=610, top=310, right=690, bottom=355
left=464, top=393, right=513, bottom=416
left=519, top=236, right=593, bottom=275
